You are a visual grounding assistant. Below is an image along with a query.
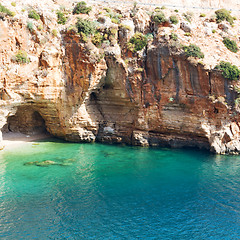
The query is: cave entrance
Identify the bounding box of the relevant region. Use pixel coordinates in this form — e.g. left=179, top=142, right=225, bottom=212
left=2, top=106, right=48, bottom=135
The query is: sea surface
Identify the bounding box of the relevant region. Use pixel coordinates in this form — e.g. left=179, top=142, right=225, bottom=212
left=1, top=140, right=240, bottom=239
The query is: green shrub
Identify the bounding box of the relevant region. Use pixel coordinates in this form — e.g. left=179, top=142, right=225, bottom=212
left=223, top=38, right=238, bottom=53
left=183, top=44, right=204, bottom=58
left=212, top=29, right=216, bottom=33
left=76, top=18, right=95, bottom=36
left=103, top=7, right=111, bottom=13
left=11, top=2, right=16, bottom=7
left=174, top=9, right=179, bottom=13
left=28, top=10, right=40, bottom=20
left=184, top=32, right=191, bottom=37
left=183, top=11, right=193, bottom=22
left=105, top=10, right=122, bottom=23
left=152, top=11, right=167, bottom=24
left=131, top=2, right=138, bottom=17
left=52, top=29, right=58, bottom=37
left=215, top=61, right=240, bottom=80
left=169, top=15, right=178, bottom=24
left=170, top=32, right=178, bottom=41
left=92, top=32, right=103, bottom=47
left=111, top=18, right=119, bottom=24
left=57, top=11, right=67, bottom=24
left=215, top=9, right=234, bottom=24
left=73, top=1, right=92, bottom=14
left=0, top=3, right=15, bottom=16
left=200, top=13, right=206, bottom=17
left=119, top=24, right=132, bottom=31
left=145, top=33, right=154, bottom=41
left=13, top=51, right=29, bottom=64
left=37, top=24, right=43, bottom=31
left=27, top=21, right=34, bottom=32
left=127, top=32, right=147, bottom=52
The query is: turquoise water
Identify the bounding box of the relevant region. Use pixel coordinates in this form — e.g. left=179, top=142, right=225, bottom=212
left=1, top=140, right=240, bottom=239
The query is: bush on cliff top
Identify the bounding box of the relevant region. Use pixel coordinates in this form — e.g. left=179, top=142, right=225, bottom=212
left=12, top=51, right=30, bottom=64
left=169, top=15, right=178, bottom=24
left=28, top=10, right=40, bottom=20
left=0, top=3, right=15, bottom=17
left=215, top=8, right=234, bottom=24
left=152, top=11, right=167, bottom=24
left=183, top=44, right=204, bottom=58
left=57, top=10, right=67, bottom=25
left=215, top=61, right=240, bottom=80
left=127, top=32, right=147, bottom=52
left=27, top=21, right=34, bottom=32
left=73, top=1, right=92, bottom=14
left=223, top=37, right=238, bottom=53
left=76, top=18, right=95, bottom=36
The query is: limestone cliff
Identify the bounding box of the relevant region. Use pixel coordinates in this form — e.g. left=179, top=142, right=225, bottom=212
left=1, top=0, right=240, bottom=154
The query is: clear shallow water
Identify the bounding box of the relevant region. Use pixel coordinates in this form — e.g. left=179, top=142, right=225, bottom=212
left=1, top=140, right=240, bottom=239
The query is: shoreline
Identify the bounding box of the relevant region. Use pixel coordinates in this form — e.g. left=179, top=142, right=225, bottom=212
left=1, top=132, right=52, bottom=149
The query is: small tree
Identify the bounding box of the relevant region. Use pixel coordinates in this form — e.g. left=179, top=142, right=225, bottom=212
left=183, top=44, right=204, bottom=58
left=57, top=11, right=67, bottom=24
left=223, top=37, right=238, bottom=53
left=0, top=3, right=15, bottom=16
left=73, top=1, right=92, bottom=14
left=169, top=15, right=178, bottom=24
left=152, top=11, right=167, bottom=24
left=215, top=61, right=240, bottom=80
left=28, top=10, right=40, bottom=20
left=215, top=8, right=234, bottom=24
left=127, top=32, right=147, bottom=52
left=12, top=51, right=30, bottom=64
left=76, top=18, right=95, bottom=36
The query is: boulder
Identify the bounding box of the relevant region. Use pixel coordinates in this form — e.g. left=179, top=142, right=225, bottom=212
left=180, top=21, right=192, bottom=33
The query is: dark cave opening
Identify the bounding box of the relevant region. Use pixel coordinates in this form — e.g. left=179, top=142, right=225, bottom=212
left=2, top=106, right=48, bottom=135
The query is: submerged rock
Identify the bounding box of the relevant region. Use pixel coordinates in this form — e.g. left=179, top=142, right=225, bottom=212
left=35, top=160, right=57, bottom=166
left=24, top=159, right=74, bottom=167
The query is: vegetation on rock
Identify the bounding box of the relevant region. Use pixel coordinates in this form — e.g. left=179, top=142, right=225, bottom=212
left=152, top=11, right=167, bottom=24
left=52, top=29, right=58, bottom=37
left=183, top=44, right=204, bottom=58
left=170, top=32, right=178, bottom=41
left=0, top=3, right=15, bottom=17
left=27, top=21, right=34, bottom=32
left=183, top=11, right=193, bottom=23
left=169, top=15, right=178, bottom=24
left=73, top=1, right=92, bottom=14
left=12, top=51, right=30, bottom=64
left=105, top=9, right=122, bottom=24
left=57, top=11, right=67, bottom=24
left=127, top=32, right=147, bottom=52
left=28, top=10, right=40, bottom=20
left=76, top=18, right=95, bottom=36
left=215, top=61, right=240, bottom=80
left=92, top=32, right=104, bottom=47
left=223, top=37, right=238, bottom=53
left=215, top=8, right=234, bottom=24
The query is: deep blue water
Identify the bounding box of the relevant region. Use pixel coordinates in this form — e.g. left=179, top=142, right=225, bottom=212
left=1, top=140, right=240, bottom=239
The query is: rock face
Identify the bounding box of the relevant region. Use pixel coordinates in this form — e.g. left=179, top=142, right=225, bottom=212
left=1, top=2, right=240, bottom=154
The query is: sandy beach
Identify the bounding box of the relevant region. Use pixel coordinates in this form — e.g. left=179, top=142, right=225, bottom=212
left=1, top=132, right=52, bottom=149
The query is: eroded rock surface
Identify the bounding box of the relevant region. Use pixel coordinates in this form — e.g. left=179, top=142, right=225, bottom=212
left=1, top=1, right=240, bottom=154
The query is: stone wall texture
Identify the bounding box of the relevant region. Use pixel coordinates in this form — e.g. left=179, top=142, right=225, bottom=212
left=1, top=1, right=240, bottom=154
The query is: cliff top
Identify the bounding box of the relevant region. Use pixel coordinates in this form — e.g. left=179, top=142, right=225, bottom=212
left=1, top=0, right=240, bottom=70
